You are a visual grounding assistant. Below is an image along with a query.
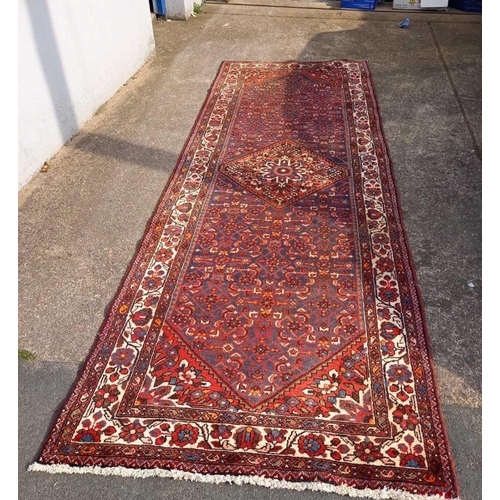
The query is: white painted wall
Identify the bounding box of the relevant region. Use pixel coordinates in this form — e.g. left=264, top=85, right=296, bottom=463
left=18, top=0, right=155, bottom=189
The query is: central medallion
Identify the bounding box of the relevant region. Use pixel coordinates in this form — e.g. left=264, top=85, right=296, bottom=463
left=219, top=140, right=349, bottom=209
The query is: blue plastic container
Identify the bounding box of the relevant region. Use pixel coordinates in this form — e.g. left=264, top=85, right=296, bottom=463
left=449, top=0, right=482, bottom=12
left=341, top=0, right=377, bottom=10
left=152, top=0, right=167, bottom=16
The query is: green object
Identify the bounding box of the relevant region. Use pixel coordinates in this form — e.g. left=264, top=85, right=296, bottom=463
left=194, top=3, right=202, bottom=14
left=18, top=349, right=36, bottom=360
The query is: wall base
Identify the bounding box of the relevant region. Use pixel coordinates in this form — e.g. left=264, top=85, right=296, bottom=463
left=166, top=0, right=195, bottom=20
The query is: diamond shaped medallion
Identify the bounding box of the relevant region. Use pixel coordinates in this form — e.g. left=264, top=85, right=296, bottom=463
left=219, top=140, right=349, bottom=209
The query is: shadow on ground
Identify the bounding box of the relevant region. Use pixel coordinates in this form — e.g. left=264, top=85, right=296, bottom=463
left=74, top=133, right=179, bottom=172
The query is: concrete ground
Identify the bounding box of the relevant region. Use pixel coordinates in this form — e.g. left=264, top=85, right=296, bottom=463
left=19, top=5, right=481, bottom=500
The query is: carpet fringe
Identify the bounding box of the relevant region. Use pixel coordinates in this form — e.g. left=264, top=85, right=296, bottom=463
left=28, top=462, right=459, bottom=500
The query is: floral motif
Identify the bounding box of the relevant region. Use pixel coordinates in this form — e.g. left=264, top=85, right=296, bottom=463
left=93, top=384, right=119, bottom=409
left=74, top=428, right=100, bottom=443
left=298, top=434, right=326, bottom=457
left=354, top=439, right=383, bottom=463
left=265, top=429, right=287, bottom=444
left=388, top=364, right=412, bottom=383
left=119, top=420, right=147, bottom=443
left=171, top=424, right=199, bottom=447
left=378, top=275, right=400, bottom=303
left=393, top=404, right=420, bottom=431
left=234, top=427, right=262, bottom=450
left=211, top=425, right=232, bottom=440
left=401, top=453, right=426, bottom=468
left=111, top=348, right=134, bottom=367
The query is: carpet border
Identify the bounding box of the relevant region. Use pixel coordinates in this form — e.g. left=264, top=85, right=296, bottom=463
left=358, top=60, right=460, bottom=498
left=30, top=59, right=233, bottom=465
left=28, top=463, right=460, bottom=500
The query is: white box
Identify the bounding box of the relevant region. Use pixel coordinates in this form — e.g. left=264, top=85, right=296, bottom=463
left=421, top=0, right=448, bottom=7
left=393, top=0, right=448, bottom=9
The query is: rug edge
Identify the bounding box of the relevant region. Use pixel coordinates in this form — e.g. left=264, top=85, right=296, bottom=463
left=32, top=59, right=233, bottom=464
left=28, top=463, right=459, bottom=500
left=358, top=60, right=461, bottom=496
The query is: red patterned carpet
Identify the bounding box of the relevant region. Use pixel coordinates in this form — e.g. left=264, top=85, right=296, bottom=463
left=31, top=61, right=459, bottom=499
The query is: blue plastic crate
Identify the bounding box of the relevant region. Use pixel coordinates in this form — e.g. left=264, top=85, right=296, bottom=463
left=341, top=0, right=377, bottom=10
left=449, top=0, right=482, bottom=12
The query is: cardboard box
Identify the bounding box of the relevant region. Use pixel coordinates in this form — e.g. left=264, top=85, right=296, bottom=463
left=394, top=0, right=448, bottom=9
